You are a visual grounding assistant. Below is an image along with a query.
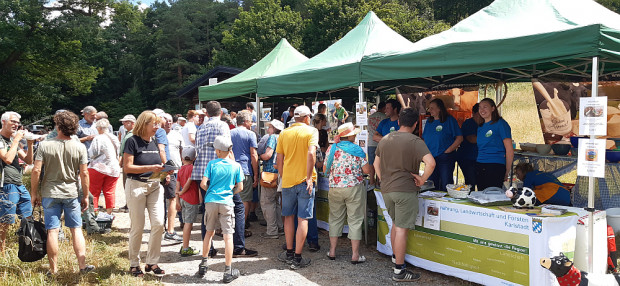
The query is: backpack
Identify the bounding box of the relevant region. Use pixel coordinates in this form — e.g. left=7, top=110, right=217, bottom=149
left=16, top=210, right=47, bottom=262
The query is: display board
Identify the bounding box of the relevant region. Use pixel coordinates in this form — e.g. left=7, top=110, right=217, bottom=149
left=375, top=191, right=578, bottom=286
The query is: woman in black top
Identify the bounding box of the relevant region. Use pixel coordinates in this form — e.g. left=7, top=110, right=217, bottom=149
left=123, top=111, right=166, bottom=277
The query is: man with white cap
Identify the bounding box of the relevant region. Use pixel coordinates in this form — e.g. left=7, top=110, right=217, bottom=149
left=276, top=105, right=318, bottom=269
left=259, top=119, right=284, bottom=239
left=118, top=115, right=136, bottom=146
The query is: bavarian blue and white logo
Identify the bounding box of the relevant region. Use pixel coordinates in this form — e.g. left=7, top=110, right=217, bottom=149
left=436, top=125, right=443, bottom=132
left=532, top=218, right=543, bottom=233
left=485, top=130, right=493, bottom=137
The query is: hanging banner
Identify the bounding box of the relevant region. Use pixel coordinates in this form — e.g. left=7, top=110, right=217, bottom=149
left=577, top=138, right=606, bottom=178
left=531, top=80, right=620, bottom=143
left=355, top=102, right=368, bottom=126
left=579, top=97, right=608, bottom=136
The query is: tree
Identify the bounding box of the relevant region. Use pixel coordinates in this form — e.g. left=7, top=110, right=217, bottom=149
left=0, top=0, right=101, bottom=122
left=214, top=0, right=304, bottom=68
left=301, top=0, right=449, bottom=57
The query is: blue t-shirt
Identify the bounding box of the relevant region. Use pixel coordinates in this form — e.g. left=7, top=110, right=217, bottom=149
left=376, top=118, right=399, bottom=136
left=522, top=170, right=571, bottom=206
left=204, top=158, right=244, bottom=206
left=422, top=115, right=462, bottom=157
left=456, top=118, right=478, bottom=161
left=262, top=134, right=278, bottom=173
left=230, top=126, right=258, bottom=176
left=282, top=111, right=290, bottom=126
left=476, top=119, right=511, bottom=165
left=155, top=128, right=170, bottom=161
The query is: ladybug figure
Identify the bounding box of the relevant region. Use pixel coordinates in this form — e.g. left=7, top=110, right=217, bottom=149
left=505, top=186, right=537, bottom=209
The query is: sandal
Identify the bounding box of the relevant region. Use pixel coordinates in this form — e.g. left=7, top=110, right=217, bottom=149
left=130, top=266, right=144, bottom=277
left=145, top=264, right=165, bottom=275
left=351, top=255, right=366, bottom=265
left=244, top=230, right=252, bottom=238
left=326, top=251, right=335, bottom=260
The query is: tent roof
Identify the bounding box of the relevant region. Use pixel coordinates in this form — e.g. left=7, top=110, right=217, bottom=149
left=361, top=0, right=620, bottom=91
left=198, top=38, right=308, bottom=101
left=257, top=11, right=415, bottom=98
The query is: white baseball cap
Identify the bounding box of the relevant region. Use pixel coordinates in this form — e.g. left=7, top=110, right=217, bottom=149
left=178, top=117, right=187, bottom=122
left=294, top=105, right=312, bottom=118
left=269, top=119, right=285, bottom=131
left=152, top=108, right=165, bottom=116
left=119, top=115, right=136, bottom=122
left=207, top=136, right=233, bottom=151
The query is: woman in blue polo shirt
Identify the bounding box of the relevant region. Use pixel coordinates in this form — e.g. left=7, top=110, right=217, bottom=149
left=423, top=98, right=463, bottom=191
left=476, top=98, right=514, bottom=191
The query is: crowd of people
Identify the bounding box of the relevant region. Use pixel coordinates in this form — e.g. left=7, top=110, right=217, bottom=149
left=0, top=93, right=570, bottom=283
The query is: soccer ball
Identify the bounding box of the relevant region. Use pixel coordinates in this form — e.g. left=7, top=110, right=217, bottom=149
left=509, top=187, right=537, bottom=208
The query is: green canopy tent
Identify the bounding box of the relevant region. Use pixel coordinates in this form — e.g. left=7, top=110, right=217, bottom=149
left=361, top=0, right=620, bottom=91
left=257, top=11, right=416, bottom=100
left=198, top=38, right=308, bottom=102
left=359, top=0, right=620, bottom=276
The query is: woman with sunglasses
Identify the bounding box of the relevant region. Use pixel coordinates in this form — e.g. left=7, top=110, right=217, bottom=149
left=123, top=111, right=167, bottom=277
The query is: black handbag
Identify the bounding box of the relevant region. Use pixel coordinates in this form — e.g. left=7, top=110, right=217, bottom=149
left=16, top=209, right=47, bottom=262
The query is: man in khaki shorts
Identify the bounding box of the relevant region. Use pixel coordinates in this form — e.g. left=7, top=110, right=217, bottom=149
left=198, top=136, right=244, bottom=283
left=374, top=108, right=436, bottom=282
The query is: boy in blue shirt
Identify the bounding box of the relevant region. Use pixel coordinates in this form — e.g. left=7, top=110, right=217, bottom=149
left=198, top=136, right=244, bottom=283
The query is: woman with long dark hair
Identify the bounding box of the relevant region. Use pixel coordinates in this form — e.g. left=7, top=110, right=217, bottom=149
left=422, top=98, right=462, bottom=191
left=475, top=98, right=513, bottom=191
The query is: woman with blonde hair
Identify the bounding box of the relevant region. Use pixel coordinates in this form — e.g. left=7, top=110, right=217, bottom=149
left=123, top=111, right=167, bottom=277
left=88, top=118, right=121, bottom=218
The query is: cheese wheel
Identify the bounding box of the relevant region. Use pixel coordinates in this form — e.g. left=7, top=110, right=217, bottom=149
left=609, top=106, right=620, bottom=121
left=608, top=115, right=620, bottom=137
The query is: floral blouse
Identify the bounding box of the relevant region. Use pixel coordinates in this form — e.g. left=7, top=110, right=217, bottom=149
left=326, top=146, right=367, bottom=188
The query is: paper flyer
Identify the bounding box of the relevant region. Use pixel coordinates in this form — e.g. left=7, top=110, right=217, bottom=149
left=415, top=199, right=424, bottom=226
left=579, top=96, right=608, bottom=136
left=355, top=130, right=368, bottom=155
left=577, top=138, right=606, bottom=178
left=423, top=200, right=440, bottom=230
left=356, top=102, right=367, bottom=126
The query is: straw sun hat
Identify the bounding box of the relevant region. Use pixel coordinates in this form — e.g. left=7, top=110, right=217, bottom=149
left=334, top=122, right=361, bottom=142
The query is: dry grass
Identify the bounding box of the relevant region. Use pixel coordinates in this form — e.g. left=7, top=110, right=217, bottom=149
left=0, top=220, right=158, bottom=286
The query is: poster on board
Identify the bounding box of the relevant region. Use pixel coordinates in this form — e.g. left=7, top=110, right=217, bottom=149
left=577, top=138, right=606, bottom=178
left=356, top=130, right=368, bottom=155
left=579, top=97, right=608, bottom=136
left=356, top=102, right=367, bottom=126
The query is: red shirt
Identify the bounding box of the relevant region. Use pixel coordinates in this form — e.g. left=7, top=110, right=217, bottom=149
left=178, top=164, right=200, bottom=205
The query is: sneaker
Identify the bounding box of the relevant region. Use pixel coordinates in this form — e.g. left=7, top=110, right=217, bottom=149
left=277, top=251, right=294, bottom=264
left=180, top=247, right=200, bottom=257
left=308, top=242, right=320, bottom=252
left=120, top=205, right=129, bottom=213
left=260, top=233, right=279, bottom=239
left=79, top=265, right=95, bottom=274
left=392, top=269, right=421, bottom=282
left=232, top=248, right=258, bottom=258
left=222, top=268, right=240, bottom=283
left=164, top=232, right=183, bottom=242
left=198, top=261, right=208, bottom=277
left=290, top=257, right=311, bottom=270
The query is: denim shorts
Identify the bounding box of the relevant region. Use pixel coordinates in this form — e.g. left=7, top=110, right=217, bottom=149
left=281, top=181, right=315, bottom=219
left=42, top=197, right=82, bottom=230
left=0, top=184, right=33, bottom=224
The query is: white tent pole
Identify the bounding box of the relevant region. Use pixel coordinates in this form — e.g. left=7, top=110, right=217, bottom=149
left=359, top=82, right=364, bottom=103
left=255, top=94, right=261, bottom=135
left=587, top=56, right=599, bottom=273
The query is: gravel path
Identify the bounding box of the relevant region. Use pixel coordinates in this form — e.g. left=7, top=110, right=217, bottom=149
left=111, top=181, right=473, bottom=285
